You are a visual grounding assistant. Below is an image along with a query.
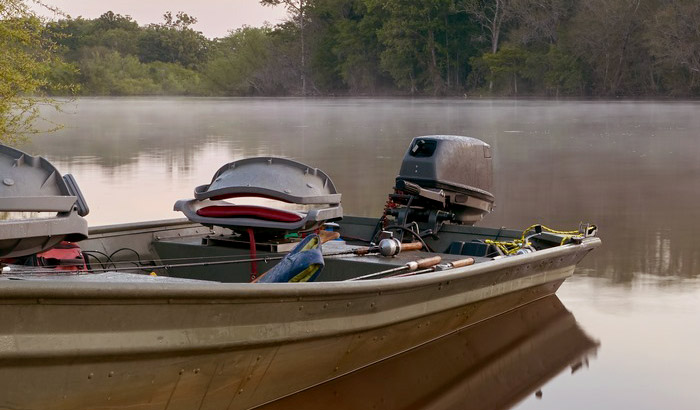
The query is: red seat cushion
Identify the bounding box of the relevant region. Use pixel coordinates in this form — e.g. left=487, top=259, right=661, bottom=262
left=196, top=205, right=302, bottom=222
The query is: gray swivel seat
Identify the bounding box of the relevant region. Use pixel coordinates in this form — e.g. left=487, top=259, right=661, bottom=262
left=174, top=157, right=342, bottom=237
left=0, top=145, right=89, bottom=258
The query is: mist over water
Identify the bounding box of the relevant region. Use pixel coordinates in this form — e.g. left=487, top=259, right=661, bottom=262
left=22, top=97, right=700, bottom=409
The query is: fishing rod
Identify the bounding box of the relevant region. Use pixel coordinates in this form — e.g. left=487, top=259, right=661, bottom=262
left=391, top=257, right=475, bottom=278
left=346, top=256, right=443, bottom=281
left=84, top=237, right=422, bottom=268
left=2, top=238, right=426, bottom=276
left=345, top=257, right=475, bottom=282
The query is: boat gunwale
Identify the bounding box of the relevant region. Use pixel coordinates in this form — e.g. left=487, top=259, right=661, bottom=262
left=0, top=237, right=601, bottom=300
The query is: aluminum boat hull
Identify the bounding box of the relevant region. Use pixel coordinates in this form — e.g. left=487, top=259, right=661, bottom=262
left=0, top=220, right=600, bottom=410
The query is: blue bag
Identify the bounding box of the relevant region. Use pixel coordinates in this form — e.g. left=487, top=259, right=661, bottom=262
left=254, top=234, right=324, bottom=283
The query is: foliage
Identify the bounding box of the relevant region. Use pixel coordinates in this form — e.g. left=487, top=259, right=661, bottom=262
left=260, top=0, right=312, bottom=94
left=460, top=0, right=515, bottom=53
left=5, top=1, right=700, bottom=100
left=202, top=26, right=277, bottom=95
left=369, top=0, right=454, bottom=95
left=76, top=48, right=201, bottom=95
left=138, top=12, right=209, bottom=69
left=480, top=45, right=528, bottom=94
left=645, top=0, right=700, bottom=94
left=331, top=1, right=387, bottom=93
left=564, top=0, right=655, bottom=96
left=0, top=0, right=76, bottom=143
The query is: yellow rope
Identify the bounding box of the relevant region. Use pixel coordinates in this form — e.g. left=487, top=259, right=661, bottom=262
left=484, top=239, right=530, bottom=255
left=519, top=224, right=581, bottom=242
left=485, top=224, right=592, bottom=255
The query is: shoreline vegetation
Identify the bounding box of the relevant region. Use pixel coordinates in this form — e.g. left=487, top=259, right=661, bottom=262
left=29, top=0, right=700, bottom=99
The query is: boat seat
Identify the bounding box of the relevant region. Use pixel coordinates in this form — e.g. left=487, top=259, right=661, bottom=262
left=0, top=145, right=89, bottom=258
left=174, top=157, right=342, bottom=234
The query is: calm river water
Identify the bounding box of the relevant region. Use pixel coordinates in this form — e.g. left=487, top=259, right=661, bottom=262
left=22, top=98, right=700, bottom=409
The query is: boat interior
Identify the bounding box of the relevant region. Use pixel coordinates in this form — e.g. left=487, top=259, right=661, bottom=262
left=0, top=136, right=596, bottom=283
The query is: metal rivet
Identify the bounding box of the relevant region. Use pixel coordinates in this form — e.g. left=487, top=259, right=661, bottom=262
left=87, top=373, right=93, bottom=379
left=108, top=371, right=114, bottom=378
left=2, top=178, right=14, bottom=186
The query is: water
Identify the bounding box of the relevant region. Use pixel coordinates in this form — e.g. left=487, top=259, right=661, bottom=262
left=21, top=97, right=700, bottom=409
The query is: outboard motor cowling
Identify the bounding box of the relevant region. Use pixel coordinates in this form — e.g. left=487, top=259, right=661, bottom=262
left=395, top=135, right=494, bottom=224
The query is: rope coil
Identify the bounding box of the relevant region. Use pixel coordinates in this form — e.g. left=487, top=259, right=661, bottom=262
left=485, top=224, right=594, bottom=256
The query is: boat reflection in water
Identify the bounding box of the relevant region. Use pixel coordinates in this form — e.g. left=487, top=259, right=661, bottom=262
left=260, top=296, right=598, bottom=410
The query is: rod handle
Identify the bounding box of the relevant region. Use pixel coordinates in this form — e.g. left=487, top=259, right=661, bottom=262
left=407, top=256, right=442, bottom=271
left=353, top=246, right=371, bottom=255
left=449, top=258, right=475, bottom=268
left=399, top=242, right=423, bottom=252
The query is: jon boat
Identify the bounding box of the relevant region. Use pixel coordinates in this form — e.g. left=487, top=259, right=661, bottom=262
left=0, top=136, right=601, bottom=410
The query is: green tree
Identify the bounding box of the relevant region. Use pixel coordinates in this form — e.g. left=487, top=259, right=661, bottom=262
left=541, top=45, right=583, bottom=96
left=0, top=0, right=75, bottom=143
left=565, top=0, right=656, bottom=96
left=331, top=1, right=386, bottom=93
left=203, top=26, right=278, bottom=95
left=460, top=0, right=515, bottom=54
left=646, top=0, right=700, bottom=94
left=507, top=0, right=574, bottom=47
left=260, top=0, right=312, bottom=95
left=460, top=0, right=516, bottom=91
left=138, top=11, right=209, bottom=69
left=77, top=47, right=201, bottom=96
left=480, top=45, right=528, bottom=94
left=369, top=0, right=453, bottom=95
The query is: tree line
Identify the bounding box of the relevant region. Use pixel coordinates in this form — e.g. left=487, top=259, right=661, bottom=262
left=10, top=0, right=700, bottom=99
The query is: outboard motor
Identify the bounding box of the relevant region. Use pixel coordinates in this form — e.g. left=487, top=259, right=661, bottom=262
left=374, top=135, right=494, bottom=242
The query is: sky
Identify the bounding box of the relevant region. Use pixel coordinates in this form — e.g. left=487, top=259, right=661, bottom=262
left=32, top=0, right=289, bottom=39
